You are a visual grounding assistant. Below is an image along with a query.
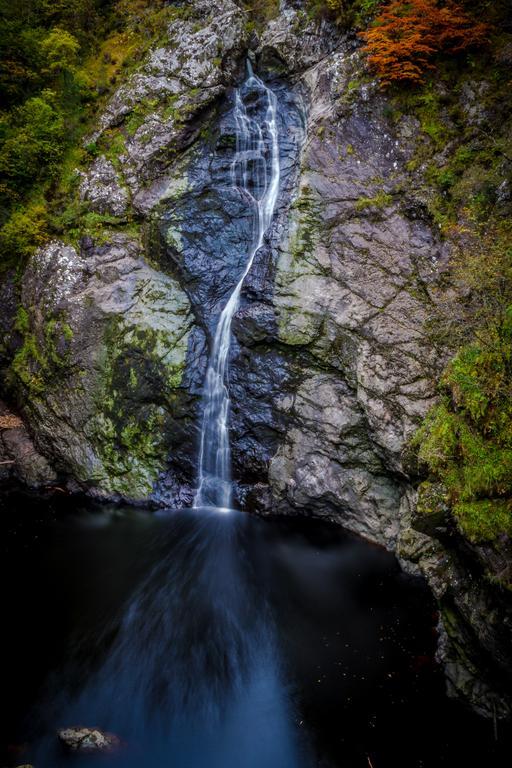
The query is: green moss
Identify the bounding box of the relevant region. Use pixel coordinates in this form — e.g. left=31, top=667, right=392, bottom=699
left=413, top=319, right=512, bottom=545
left=355, top=192, right=393, bottom=211
left=87, top=313, right=189, bottom=498
left=103, top=130, right=127, bottom=165
left=10, top=307, right=73, bottom=397
left=454, top=500, right=512, bottom=544
left=125, top=98, right=158, bottom=136
left=14, top=306, right=30, bottom=335
left=11, top=333, right=47, bottom=395
left=275, top=187, right=327, bottom=346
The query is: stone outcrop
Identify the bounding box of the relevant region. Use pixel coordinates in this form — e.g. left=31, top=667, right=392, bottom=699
left=0, top=401, right=56, bottom=487
left=263, top=45, right=448, bottom=544
left=3, top=0, right=249, bottom=502
left=58, top=727, right=121, bottom=753
left=83, top=0, right=249, bottom=212
left=79, top=157, right=129, bottom=217
left=12, top=235, right=193, bottom=500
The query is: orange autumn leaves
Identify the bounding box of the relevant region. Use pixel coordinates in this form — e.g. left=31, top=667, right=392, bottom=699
left=360, top=0, right=489, bottom=85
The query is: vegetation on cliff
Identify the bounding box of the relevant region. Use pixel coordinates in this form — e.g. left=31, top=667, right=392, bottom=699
left=359, top=0, right=489, bottom=85
left=0, top=0, right=171, bottom=268
left=309, top=0, right=512, bottom=551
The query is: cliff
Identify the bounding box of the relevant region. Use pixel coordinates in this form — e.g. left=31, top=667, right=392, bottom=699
left=0, top=0, right=510, bottom=720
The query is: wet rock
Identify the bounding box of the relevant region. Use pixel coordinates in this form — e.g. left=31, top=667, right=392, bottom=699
left=264, top=45, right=448, bottom=518
left=0, top=401, right=56, bottom=487
left=398, top=488, right=512, bottom=719
left=15, top=236, right=193, bottom=502
left=58, top=727, right=121, bottom=753
left=268, top=374, right=401, bottom=545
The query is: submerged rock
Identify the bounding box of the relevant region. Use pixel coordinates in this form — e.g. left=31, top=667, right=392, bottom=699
left=58, top=727, right=120, bottom=753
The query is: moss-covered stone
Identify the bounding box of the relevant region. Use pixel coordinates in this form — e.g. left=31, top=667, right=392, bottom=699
left=414, top=481, right=450, bottom=533
left=10, top=306, right=74, bottom=398
left=83, top=286, right=191, bottom=498
left=275, top=186, right=326, bottom=346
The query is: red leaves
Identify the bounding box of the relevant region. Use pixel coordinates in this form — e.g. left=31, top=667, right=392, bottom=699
left=360, top=0, right=489, bottom=86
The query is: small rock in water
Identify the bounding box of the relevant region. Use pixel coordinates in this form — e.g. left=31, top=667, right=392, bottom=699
left=58, top=727, right=121, bottom=753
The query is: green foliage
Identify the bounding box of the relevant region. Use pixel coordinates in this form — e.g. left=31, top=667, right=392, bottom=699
left=40, top=27, right=80, bottom=74
left=306, top=0, right=382, bottom=28
left=0, top=92, right=65, bottom=198
left=414, top=320, right=512, bottom=544
left=0, top=202, right=48, bottom=262
left=0, top=0, right=170, bottom=267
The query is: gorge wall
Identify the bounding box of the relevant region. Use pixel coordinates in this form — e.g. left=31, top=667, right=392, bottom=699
left=0, top=0, right=510, bottom=721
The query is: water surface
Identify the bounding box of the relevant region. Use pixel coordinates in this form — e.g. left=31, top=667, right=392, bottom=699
left=1, top=489, right=508, bottom=767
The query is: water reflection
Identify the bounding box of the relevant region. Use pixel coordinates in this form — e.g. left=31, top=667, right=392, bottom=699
left=33, top=509, right=308, bottom=768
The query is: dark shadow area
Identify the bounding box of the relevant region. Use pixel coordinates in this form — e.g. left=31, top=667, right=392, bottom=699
left=2, top=490, right=510, bottom=767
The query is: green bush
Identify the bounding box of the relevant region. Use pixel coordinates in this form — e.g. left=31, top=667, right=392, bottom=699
left=414, top=314, right=512, bottom=544
left=0, top=92, right=65, bottom=195
left=0, top=203, right=48, bottom=262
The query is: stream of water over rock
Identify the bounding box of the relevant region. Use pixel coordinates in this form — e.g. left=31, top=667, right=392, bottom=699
left=194, top=63, right=280, bottom=510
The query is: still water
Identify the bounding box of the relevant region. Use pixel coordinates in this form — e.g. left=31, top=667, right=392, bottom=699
left=1, top=489, right=508, bottom=767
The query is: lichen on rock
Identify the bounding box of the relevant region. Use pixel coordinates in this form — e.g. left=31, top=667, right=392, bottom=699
left=11, top=235, right=193, bottom=501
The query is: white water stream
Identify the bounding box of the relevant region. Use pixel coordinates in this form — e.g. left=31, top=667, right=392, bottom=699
left=194, top=64, right=281, bottom=510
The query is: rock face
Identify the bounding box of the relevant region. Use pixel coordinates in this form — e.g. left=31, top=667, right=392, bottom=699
left=0, top=0, right=510, bottom=721
left=83, top=0, right=249, bottom=213
left=79, top=157, right=129, bottom=217
left=263, top=47, right=447, bottom=545
left=12, top=235, right=193, bottom=501
left=0, top=401, right=55, bottom=487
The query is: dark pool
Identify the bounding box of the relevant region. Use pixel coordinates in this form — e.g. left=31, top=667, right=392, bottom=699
left=1, top=488, right=509, bottom=767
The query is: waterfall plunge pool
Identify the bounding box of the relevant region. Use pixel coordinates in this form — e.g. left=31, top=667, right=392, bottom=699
left=1, top=489, right=509, bottom=768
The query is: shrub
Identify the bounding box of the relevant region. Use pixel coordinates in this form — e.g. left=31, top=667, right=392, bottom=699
left=0, top=203, right=48, bottom=261
left=0, top=91, right=66, bottom=203
left=414, top=312, right=512, bottom=544
left=360, top=0, right=489, bottom=86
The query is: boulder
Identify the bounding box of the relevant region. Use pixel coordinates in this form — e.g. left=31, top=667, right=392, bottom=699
left=58, top=727, right=120, bottom=753
left=0, top=401, right=56, bottom=487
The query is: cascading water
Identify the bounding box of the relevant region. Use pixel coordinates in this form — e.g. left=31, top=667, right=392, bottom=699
left=194, top=63, right=281, bottom=511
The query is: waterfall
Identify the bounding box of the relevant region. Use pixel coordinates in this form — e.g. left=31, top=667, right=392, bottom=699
left=194, top=63, right=281, bottom=510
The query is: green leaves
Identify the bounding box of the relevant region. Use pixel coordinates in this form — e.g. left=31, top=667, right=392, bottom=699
left=414, top=323, right=512, bottom=544
left=0, top=92, right=65, bottom=193
left=40, top=27, right=80, bottom=74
